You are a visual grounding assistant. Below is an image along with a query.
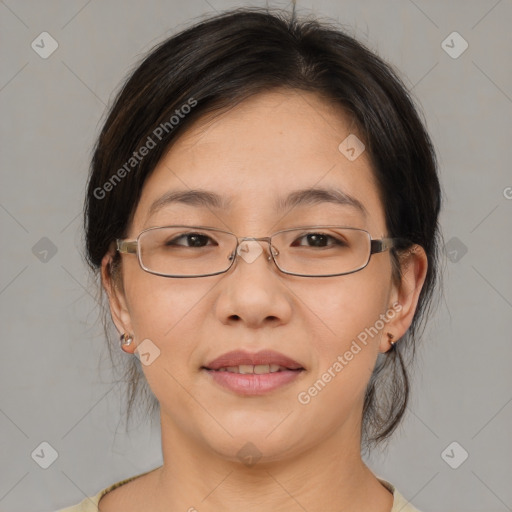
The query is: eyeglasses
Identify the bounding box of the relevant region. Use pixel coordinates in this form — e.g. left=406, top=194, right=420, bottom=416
left=116, top=225, right=409, bottom=278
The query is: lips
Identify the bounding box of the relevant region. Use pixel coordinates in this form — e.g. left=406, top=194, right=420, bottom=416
left=202, top=350, right=304, bottom=371
left=202, top=350, right=305, bottom=395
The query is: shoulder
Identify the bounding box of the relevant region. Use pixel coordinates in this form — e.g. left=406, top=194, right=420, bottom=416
left=53, top=487, right=104, bottom=512
left=53, top=468, right=158, bottom=512
left=376, top=476, right=423, bottom=512
left=53, top=488, right=104, bottom=511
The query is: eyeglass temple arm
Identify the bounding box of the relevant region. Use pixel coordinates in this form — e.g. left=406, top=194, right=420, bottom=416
left=370, top=237, right=410, bottom=254
left=116, top=239, right=138, bottom=254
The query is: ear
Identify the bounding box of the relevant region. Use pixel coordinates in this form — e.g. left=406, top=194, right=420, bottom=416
left=101, top=250, right=136, bottom=354
left=379, top=244, right=428, bottom=353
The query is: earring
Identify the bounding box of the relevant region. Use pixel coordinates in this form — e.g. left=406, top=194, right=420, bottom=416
left=387, top=332, right=397, bottom=349
left=120, top=333, right=134, bottom=351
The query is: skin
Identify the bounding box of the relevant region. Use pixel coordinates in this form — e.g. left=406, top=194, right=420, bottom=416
left=99, top=89, right=428, bottom=512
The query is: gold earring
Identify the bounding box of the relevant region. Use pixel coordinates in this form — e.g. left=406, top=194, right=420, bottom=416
left=120, top=333, right=134, bottom=351
left=387, top=332, right=397, bottom=349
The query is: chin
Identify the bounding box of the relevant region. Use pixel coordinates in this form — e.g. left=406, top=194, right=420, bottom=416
left=207, top=436, right=299, bottom=468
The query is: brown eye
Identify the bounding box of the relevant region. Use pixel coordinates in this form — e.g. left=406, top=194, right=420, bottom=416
left=291, top=233, right=347, bottom=248
left=166, top=233, right=216, bottom=247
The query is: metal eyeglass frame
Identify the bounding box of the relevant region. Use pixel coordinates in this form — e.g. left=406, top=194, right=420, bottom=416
left=116, top=225, right=410, bottom=278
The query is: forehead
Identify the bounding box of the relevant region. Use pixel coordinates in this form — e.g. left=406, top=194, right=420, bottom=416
left=131, top=90, right=386, bottom=234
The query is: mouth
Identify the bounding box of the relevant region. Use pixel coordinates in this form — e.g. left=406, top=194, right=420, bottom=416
left=202, top=364, right=303, bottom=374
left=203, top=349, right=305, bottom=371
left=201, top=350, right=305, bottom=395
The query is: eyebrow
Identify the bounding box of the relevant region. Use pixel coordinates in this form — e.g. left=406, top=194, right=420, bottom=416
left=148, top=189, right=232, bottom=218
left=278, top=187, right=367, bottom=218
left=147, top=186, right=367, bottom=218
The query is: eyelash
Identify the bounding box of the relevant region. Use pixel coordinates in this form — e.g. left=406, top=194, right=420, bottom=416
left=166, top=232, right=346, bottom=248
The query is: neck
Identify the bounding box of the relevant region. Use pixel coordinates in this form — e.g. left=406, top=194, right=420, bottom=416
left=144, top=411, right=393, bottom=512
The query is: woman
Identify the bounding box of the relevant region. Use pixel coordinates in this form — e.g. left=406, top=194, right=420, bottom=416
left=58, top=7, right=442, bottom=511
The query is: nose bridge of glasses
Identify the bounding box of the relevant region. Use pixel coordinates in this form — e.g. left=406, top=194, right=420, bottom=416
left=234, top=236, right=279, bottom=262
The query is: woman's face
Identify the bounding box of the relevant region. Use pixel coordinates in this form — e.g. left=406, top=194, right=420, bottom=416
left=104, top=90, right=422, bottom=462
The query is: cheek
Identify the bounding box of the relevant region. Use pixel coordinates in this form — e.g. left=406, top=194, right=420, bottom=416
left=300, top=268, right=390, bottom=346
left=122, top=273, right=210, bottom=400
left=296, top=264, right=391, bottom=396
left=122, top=273, right=215, bottom=383
left=124, top=271, right=204, bottom=337
left=294, top=278, right=388, bottom=428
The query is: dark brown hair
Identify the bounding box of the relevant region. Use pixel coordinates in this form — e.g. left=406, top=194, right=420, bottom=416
left=84, top=7, right=444, bottom=451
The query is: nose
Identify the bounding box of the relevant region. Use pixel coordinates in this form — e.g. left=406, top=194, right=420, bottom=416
left=217, top=237, right=292, bottom=329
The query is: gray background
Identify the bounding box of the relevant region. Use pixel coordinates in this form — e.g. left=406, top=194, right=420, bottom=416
left=1, top=1, right=511, bottom=511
